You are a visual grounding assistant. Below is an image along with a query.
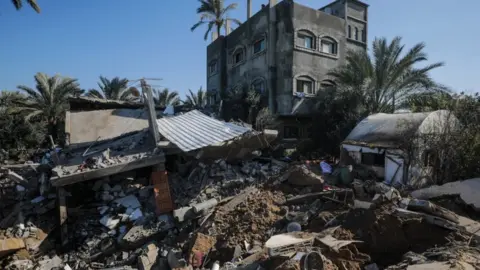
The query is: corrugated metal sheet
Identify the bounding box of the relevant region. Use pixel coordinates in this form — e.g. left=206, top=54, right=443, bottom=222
left=156, top=110, right=251, bottom=152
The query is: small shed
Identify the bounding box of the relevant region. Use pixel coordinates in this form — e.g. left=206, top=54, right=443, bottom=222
left=341, top=110, right=460, bottom=186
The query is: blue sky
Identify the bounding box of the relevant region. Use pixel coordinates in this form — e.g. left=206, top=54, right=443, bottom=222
left=0, top=0, right=478, bottom=98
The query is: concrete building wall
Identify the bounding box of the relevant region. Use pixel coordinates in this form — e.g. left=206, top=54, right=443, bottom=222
left=206, top=0, right=368, bottom=138
left=291, top=2, right=347, bottom=97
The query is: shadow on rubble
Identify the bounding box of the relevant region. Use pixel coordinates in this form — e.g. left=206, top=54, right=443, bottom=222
left=341, top=206, right=452, bottom=267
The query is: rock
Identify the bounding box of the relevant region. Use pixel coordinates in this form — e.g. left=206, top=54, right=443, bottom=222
left=0, top=238, right=26, bottom=258
left=100, top=215, right=120, bottom=230
left=115, top=195, right=141, bottom=209
left=138, top=243, right=159, bottom=270
left=37, top=255, right=63, bottom=270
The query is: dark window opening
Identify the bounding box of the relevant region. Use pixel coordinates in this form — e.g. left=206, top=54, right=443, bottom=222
left=361, top=152, right=385, bottom=166
left=321, top=39, right=337, bottom=54
left=284, top=126, right=299, bottom=139
left=361, top=30, right=366, bottom=42
left=355, top=27, right=359, bottom=40
left=252, top=80, right=265, bottom=94
left=234, top=50, right=244, bottom=64
left=208, top=61, right=217, bottom=74
left=423, top=149, right=437, bottom=167
left=296, top=79, right=313, bottom=94
left=348, top=25, right=352, bottom=38
left=298, top=34, right=314, bottom=49
left=253, top=39, right=266, bottom=54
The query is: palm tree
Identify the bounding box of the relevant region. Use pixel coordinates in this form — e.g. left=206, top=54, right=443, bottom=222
left=153, top=88, right=181, bottom=107
left=191, top=0, right=241, bottom=40
left=11, top=0, right=40, bottom=13
left=86, top=76, right=140, bottom=101
left=15, top=73, right=80, bottom=140
left=328, top=36, right=447, bottom=115
left=184, top=87, right=206, bottom=108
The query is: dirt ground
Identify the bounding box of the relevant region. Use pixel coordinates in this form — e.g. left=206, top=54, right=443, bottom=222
left=341, top=205, right=453, bottom=267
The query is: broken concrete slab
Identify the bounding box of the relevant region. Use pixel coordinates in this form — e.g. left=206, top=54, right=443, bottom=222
left=286, top=165, right=324, bottom=186
left=411, top=178, right=480, bottom=211
left=114, top=195, right=141, bottom=209
left=0, top=238, right=25, bottom=258
left=265, top=232, right=315, bottom=257
left=122, top=214, right=174, bottom=246
left=317, top=234, right=362, bottom=252
left=138, top=243, right=159, bottom=270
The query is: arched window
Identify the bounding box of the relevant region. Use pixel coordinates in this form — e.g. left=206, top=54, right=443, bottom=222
left=232, top=48, right=245, bottom=64
left=297, top=30, right=315, bottom=49
left=320, top=37, right=338, bottom=55
left=361, top=29, right=366, bottom=42
left=319, top=79, right=336, bottom=89
left=348, top=25, right=352, bottom=38
left=354, top=27, right=359, bottom=40
left=251, top=78, right=266, bottom=94
left=296, top=75, right=315, bottom=95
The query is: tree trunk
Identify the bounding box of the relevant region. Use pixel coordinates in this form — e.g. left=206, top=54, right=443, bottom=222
left=217, top=25, right=221, bottom=38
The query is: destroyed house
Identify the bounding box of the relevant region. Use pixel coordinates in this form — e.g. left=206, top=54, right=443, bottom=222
left=340, top=110, right=460, bottom=186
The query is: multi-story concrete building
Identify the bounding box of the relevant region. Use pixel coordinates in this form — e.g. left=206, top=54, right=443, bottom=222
left=206, top=0, right=368, bottom=139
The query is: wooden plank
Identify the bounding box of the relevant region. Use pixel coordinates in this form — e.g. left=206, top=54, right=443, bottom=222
left=50, top=154, right=165, bottom=187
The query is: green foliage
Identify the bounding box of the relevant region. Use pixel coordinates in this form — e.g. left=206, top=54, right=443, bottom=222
left=313, top=36, right=446, bottom=156
left=153, top=88, right=180, bottom=107
left=15, top=73, right=80, bottom=142
left=184, top=87, right=206, bottom=109
left=0, top=91, right=46, bottom=158
left=328, top=36, right=447, bottom=115
left=191, top=0, right=241, bottom=40
left=87, top=76, right=139, bottom=101
left=403, top=92, right=480, bottom=183
left=11, top=0, right=40, bottom=13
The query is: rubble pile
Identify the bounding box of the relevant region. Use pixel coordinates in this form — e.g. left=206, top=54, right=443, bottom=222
left=0, top=156, right=480, bottom=270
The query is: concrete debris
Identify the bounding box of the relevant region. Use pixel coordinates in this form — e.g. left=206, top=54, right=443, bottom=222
left=1, top=153, right=480, bottom=270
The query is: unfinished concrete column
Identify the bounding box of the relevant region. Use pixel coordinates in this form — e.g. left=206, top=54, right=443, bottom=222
left=247, top=0, right=252, bottom=18
left=212, top=31, right=218, bottom=42
left=225, top=20, right=231, bottom=35
left=267, top=0, right=277, bottom=112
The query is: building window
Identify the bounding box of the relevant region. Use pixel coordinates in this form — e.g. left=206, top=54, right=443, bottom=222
left=423, top=149, right=437, bottom=167
left=208, top=94, right=216, bottom=105
left=321, top=38, right=337, bottom=54
left=361, top=152, right=385, bottom=167
left=355, top=27, right=359, bottom=40
left=233, top=49, right=244, bottom=64
left=361, top=30, right=366, bottom=42
left=253, top=38, right=266, bottom=54
left=297, top=31, right=314, bottom=49
left=284, top=126, right=299, bottom=139
left=320, top=80, right=335, bottom=89
left=348, top=25, right=352, bottom=38
left=208, top=61, right=217, bottom=75
left=296, top=76, right=314, bottom=95
left=252, top=79, right=266, bottom=94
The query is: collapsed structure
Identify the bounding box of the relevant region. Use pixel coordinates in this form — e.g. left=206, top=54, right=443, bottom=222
left=0, top=97, right=479, bottom=270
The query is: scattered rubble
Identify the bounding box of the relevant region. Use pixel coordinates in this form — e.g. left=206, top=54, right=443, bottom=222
left=1, top=151, right=480, bottom=270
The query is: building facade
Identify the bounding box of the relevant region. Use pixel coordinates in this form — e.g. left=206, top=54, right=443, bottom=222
left=206, top=0, right=368, bottom=139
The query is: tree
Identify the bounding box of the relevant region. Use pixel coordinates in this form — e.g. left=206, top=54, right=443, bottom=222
left=191, top=0, right=241, bottom=40
left=15, top=73, right=80, bottom=141
left=0, top=91, right=46, bottom=159
left=328, top=36, right=447, bottom=115
left=153, top=88, right=181, bottom=107
left=184, top=87, right=206, bottom=109
left=11, top=0, right=40, bottom=13
left=86, top=76, right=140, bottom=101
